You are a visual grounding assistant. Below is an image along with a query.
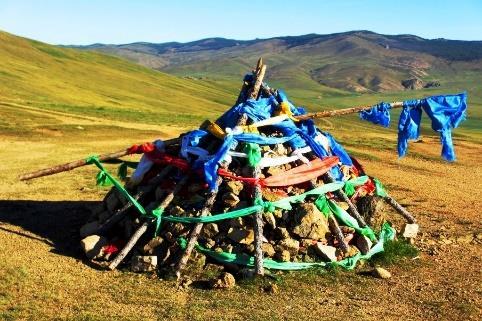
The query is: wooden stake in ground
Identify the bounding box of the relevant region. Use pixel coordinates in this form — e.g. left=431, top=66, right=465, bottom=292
left=108, top=174, right=190, bottom=270
left=383, top=194, right=417, bottom=223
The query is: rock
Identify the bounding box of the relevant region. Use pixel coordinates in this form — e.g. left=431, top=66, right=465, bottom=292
left=210, top=272, right=236, bottom=289
left=355, top=235, right=373, bottom=254
left=228, top=227, right=254, bottom=244
left=455, top=234, right=473, bottom=244
left=226, top=180, right=244, bottom=195
left=238, top=268, right=255, bottom=279
left=201, top=223, right=219, bottom=239
left=274, top=227, right=291, bottom=240
left=169, top=206, right=185, bottom=216
left=356, top=195, right=387, bottom=231
left=273, top=144, right=287, bottom=156
left=292, top=203, right=330, bottom=240
left=262, top=243, right=276, bottom=257
left=275, top=249, right=290, bottom=262
left=79, top=221, right=100, bottom=238
left=187, top=252, right=207, bottom=272
left=178, top=277, right=193, bottom=289
left=276, top=239, right=300, bottom=256
left=402, top=223, right=419, bottom=239
left=143, top=236, right=163, bottom=254
left=131, top=255, right=158, bottom=272
left=262, top=189, right=284, bottom=202
left=266, top=166, right=285, bottom=177
left=373, top=267, right=391, bottom=279
left=314, top=243, right=337, bottom=262
left=80, top=235, right=108, bottom=260
left=264, top=282, right=279, bottom=294
left=263, top=212, right=276, bottom=229
left=401, top=78, right=424, bottom=90
left=345, top=246, right=360, bottom=258
left=230, top=217, right=244, bottom=228
left=424, top=81, right=441, bottom=88
left=222, top=192, right=240, bottom=207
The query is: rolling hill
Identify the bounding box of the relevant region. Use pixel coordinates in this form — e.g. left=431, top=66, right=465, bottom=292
left=0, top=30, right=238, bottom=128
left=73, top=31, right=482, bottom=94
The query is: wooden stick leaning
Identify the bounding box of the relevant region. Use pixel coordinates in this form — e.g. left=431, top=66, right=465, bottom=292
left=108, top=174, right=190, bottom=270
left=174, top=114, right=249, bottom=279
left=383, top=194, right=417, bottom=223
left=96, top=165, right=174, bottom=235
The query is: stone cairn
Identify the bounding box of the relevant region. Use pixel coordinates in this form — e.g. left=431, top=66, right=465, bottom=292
left=22, top=59, right=419, bottom=283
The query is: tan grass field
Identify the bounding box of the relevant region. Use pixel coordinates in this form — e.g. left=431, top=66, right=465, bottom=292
left=1, top=106, right=481, bottom=321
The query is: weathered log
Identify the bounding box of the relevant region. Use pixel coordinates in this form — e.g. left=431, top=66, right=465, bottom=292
left=248, top=64, right=266, bottom=100
left=295, top=101, right=404, bottom=121
left=19, top=137, right=180, bottom=181
left=96, top=165, right=173, bottom=235
left=251, top=165, right=265, bottom=276
left=323, top=172, right=368, bottom=227
left=108, top=174, right=190, bottom=270
left=174, top=113, right=249, bottom=279
left=384, top=194, right=417, bottom=223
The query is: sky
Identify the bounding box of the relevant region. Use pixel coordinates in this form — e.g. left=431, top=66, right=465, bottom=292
left=0, top=0, right=481, bottom=45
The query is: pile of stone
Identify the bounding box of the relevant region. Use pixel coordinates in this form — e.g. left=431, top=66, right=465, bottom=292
left=77, top=59, right=418, bottom=281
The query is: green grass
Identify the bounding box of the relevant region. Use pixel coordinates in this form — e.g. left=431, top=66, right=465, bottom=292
left=370, top=239, right=419, bottom=265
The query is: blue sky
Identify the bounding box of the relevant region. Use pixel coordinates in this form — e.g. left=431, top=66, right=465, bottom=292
left=0, top=0, right=481, bottom=45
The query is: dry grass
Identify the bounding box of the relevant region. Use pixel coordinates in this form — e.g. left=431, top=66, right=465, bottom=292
left=1, top=107, right=481, bottom=321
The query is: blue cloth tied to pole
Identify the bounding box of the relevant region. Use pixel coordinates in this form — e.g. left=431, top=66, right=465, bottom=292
left=398, top=93, right=467, bottom=161
left=359, top=102, right=391, bottom=127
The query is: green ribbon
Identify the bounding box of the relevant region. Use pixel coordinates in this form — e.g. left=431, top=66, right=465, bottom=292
left=373, top=178, right=387, bottom=197
left=178, top=222, right=395, bottom=271
left=343, top=175, right=369, bottom=197
left=86, top=156, right=146, bottom=216
left=243, top=143, right=261, bottom=167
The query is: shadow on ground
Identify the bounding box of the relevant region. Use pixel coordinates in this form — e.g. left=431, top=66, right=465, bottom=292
left=0, top=200, right=99, bottom=258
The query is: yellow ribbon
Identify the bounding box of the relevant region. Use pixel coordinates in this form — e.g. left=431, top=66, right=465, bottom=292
left=276, top=101, right=299, bottom=122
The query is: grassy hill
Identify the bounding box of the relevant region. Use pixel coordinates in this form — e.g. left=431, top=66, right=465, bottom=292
left=0, top=30, right=239, bottom=129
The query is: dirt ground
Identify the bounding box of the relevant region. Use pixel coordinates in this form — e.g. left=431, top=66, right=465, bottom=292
left=1, top=123, right=481, bottom=321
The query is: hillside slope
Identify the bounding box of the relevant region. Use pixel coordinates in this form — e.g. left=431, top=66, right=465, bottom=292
left=78, top=31, right=482, bottom=93
left=0, top=31, right=237, bottom=126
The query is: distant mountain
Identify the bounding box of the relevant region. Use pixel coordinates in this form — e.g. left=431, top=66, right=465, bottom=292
left=71, top=31, right=482, bottom=93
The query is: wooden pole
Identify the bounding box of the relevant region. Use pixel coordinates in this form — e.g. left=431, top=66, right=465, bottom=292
left=18, top=137, right=180, bottom=181
left=96, top=165, right=174, bottom=235
left=295, top=101, right=404, bottom=121
left=174, top=114, right=249, bottom=279
left=384, top=194, right=417, bottom=223
left=108, top=174, right=190, bottom=270
left=252, top=164, right=265, bottom=276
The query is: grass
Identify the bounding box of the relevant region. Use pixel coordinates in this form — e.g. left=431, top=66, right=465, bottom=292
left=370, top=239, right=419, bottom=266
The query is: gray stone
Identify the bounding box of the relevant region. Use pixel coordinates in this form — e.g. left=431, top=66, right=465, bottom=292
left=210, top=272, right=236, bottom=289
left=262, top=243, right=276, bottom=257
left=373, top=267, right=391, bottom=279
left=222, top=192, right=240, bottom=207
left=80, top=235, right=108, bottom=260
left=314, top=243, right=337, bottom=262
left=263, top=212, right=276, bottom=229
left=131, top=255, right=158, bottom=272
left=227, top=227, right=254, bottom=244
left=143, top=236, right=163, bottom=255
left=402, top=223, right=419, bottom=239
left=273, top=144, right=287, bottom=156
left=201, top=223, right=219, bottom=239
left=275, top=250, right=290, bottom=262
left=292, top=203, right=330, bottom=240
left=79, top=221, right=100, bottom=238
left=355, top=235, right=373, bottom=254
left=226, top=180, right=244, bottom=195
left=276, top=239, right=300, bottom=256
left=274, top=227, right=291, bottom=240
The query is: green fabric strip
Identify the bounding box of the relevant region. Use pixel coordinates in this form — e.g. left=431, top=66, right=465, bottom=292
left=373, top=178, right=388, bottom=197
left=180, top=222, right=395, bottom=270
left=86, top=156, right=147, bottom=216
left=243, top=143, right=261, bottom=168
